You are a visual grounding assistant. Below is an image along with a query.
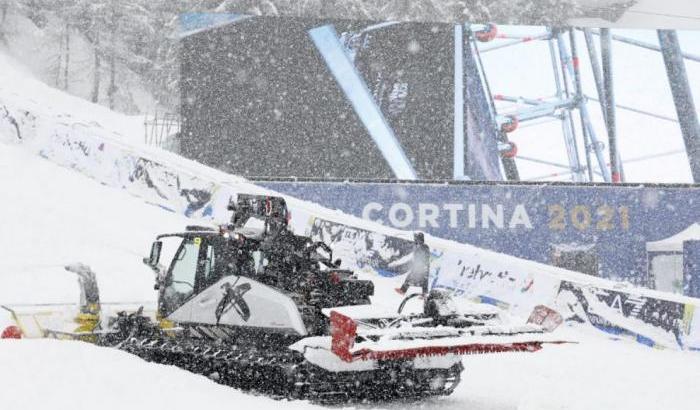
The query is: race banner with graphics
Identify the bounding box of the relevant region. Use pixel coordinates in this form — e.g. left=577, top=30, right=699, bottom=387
left=260, top=180, right=700, bottom=293
left=304, top=215, right=700, bottom=350
left=309, top=218, right=415, bottom=277
left=555, top=280, right=698, bottom=349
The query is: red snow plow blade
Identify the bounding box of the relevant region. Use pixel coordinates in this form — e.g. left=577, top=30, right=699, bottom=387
left=329, top=310, right=561, bottom=363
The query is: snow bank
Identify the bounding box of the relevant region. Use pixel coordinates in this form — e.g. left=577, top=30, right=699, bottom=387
left=451, top=329, right=700, bottom=410
left=0, top=339, right=323, bottom=410
left=0, top=141, right=195, bottom=305
left=0, top=138, right=200, bottom=334
left=3, top=333, right=700, bottom=410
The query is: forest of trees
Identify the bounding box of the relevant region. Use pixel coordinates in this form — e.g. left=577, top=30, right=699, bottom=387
left=0, top=0, right=621, bottom=113
left=212, top=0, right=607, bottom=26
left=0, top=0, right=229, bottom=111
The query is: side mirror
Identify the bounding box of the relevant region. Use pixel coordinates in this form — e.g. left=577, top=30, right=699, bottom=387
left=143, top=240, right=163, bottom=271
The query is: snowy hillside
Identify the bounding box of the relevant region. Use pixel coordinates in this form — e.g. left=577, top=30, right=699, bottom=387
left=0, top=143, right=192, bottom=307
left=0, top=137, right=699, bottom=410
left=0, top=9, right=163, bottom=114
left=2, top=31, right=700, bottom=410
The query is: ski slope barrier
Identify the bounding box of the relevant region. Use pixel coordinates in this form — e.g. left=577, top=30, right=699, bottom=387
left=260, top=180, right=700, bottom=294
left=1, top=55, right=699, bottom=351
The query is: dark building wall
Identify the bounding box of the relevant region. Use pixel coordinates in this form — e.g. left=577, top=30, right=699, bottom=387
left=180, top=17, right=457, bottom=179
left=351, top=22, right=455, bottom=178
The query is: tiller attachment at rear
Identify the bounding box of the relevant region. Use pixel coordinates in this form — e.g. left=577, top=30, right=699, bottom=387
left=329, top=311, right=549, bottom=363
left=324, top=290, right=566, bottom=364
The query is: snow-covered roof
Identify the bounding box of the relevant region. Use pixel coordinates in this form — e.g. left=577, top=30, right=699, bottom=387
left=179, top=13, right=251, bottom=38
left=552, top=242, right=597, bottom=253
left=646, top=223, right=700, bottom=253
left=571, top=0, right=700, bottom=30
left=211, top=1, right=700, bottom=29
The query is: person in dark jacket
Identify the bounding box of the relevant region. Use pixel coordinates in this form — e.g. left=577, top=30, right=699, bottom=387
left=395, top=232, right=431, bottom=295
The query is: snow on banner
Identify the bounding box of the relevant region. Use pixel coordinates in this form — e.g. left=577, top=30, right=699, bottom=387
left=310, top=215, right=700, bottom=350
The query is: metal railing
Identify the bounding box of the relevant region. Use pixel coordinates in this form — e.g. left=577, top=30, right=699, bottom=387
left=144, top=111, right=180, bottom=152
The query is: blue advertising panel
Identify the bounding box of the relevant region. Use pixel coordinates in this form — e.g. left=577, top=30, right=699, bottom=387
left=259, top=181, right=700, bottom=290
left=685, top=241, right=700, bottom=298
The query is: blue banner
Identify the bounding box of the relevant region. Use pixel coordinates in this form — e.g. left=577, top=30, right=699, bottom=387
left=260, top=181, right=700, bottom=292
left=685, top=241, right=700, bottom=298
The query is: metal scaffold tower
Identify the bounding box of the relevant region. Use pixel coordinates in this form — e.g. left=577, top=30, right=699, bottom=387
left=472, top=25, right=700, bottom=183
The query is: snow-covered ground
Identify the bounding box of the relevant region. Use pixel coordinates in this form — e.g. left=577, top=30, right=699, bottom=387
left=0, top=339, right=324, bottom=410
left=2, top=330, right=700, bottom=410
left=0, top=143, right=192, bottom=308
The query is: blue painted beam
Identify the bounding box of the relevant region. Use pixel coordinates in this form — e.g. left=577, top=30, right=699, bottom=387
left=453, top=24, right=465, bottom=180
left=308, top=25, right=418, bottom=180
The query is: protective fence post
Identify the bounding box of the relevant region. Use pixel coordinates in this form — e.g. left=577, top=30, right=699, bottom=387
left=584, top=28, right=626, bottom=182
left=453, top=24, right=466, bottom=180
left=569, top=29, right=594, bottom=182
left=553, top=31, right=585, bottom=182
left=556, top=30, right=611, bottom=182
left=600, top=29, right=622, bottom=183
left=658, top=30, right=700, bottom=183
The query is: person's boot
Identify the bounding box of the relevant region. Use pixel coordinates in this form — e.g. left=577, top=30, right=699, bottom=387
left=394, top=287, right=406, bottom=295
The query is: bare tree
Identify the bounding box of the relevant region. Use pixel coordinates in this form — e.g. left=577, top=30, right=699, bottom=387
left=91, top=30, right=100, bottom=103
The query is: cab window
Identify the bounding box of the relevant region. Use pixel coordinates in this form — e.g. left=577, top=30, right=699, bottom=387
left=168, top=239, right=199, bottom=296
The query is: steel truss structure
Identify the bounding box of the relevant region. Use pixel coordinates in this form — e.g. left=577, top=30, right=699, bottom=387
left=475, top=26, right=700, bottom=183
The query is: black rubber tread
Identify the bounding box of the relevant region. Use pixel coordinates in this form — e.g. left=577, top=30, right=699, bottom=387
left=117, top=336, right=462, bottom=403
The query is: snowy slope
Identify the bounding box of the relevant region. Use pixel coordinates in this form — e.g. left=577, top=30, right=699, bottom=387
left=0, top=51, right=147, bottom=147
left=0, top=339, right=325, bottom=410
left=6, top=114, right=698, bottom=410
left=0, top=143, right=194, bottom=307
